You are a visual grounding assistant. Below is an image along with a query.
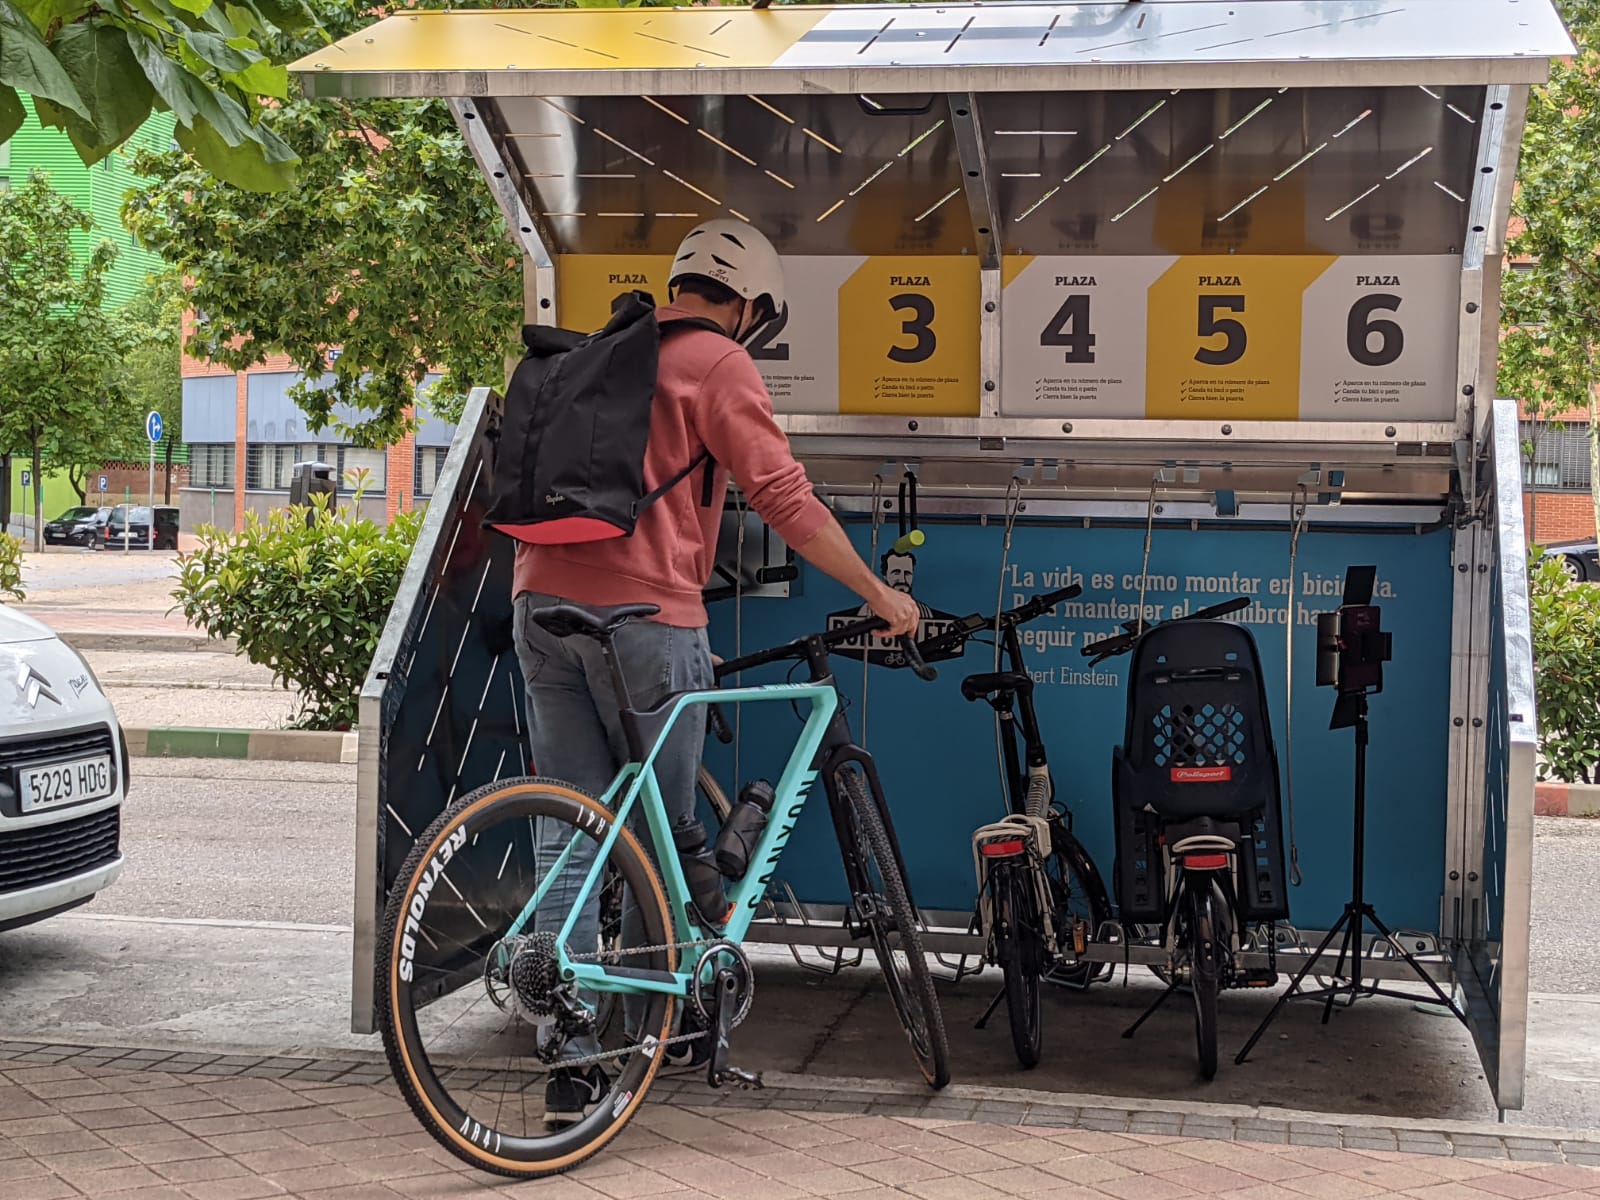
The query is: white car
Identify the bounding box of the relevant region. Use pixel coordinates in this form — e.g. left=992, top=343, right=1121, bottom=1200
left=0, top=606, right=127, bottom=932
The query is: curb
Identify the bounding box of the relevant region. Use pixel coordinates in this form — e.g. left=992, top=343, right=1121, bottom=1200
left=1534, top=780, right=1600, bottom=817
left=126, top=726, right=358, bottom=764
left=61, top=630, right=237, bottom=655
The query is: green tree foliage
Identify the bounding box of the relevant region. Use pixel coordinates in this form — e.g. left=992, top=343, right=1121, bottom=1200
left=173, top=498, right=422, bottom=729
left=0, top=0, right=311, bottom=190
left=125, top=0, right=523, bottom=446
left=1528, top=556, right=1600, bottom=783
left=0, top=170, right=140, bottom=547
left=1500, top=0, right=1600, bottom=534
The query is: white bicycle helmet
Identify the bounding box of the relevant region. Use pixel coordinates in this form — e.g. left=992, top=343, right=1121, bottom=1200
left=668, top=219, right=785, bottom=337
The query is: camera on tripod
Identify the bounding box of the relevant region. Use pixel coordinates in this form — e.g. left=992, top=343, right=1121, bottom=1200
left=1314, top=565, right=1392, bottom=727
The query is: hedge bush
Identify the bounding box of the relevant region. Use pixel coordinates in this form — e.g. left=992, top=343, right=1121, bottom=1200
left=1528, top=555, right=1600, bottom=784
left=0, top=534, right=24, bottom=601
left=173, top=500, right=421, bottom=730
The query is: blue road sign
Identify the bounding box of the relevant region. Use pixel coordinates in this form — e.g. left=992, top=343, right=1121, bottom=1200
left=98, top=475, right=108, bottom=493
left=20, top=470, right=30, bottom=488
left=146, top=411, right=163, bottom=443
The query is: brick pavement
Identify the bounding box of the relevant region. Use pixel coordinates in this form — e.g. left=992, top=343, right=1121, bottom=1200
left=4, top=1048, right=1600, bottom=1200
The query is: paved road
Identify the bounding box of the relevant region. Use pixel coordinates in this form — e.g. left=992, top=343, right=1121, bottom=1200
left=94, top=760, right=356, bottom=926
left=1529, top=816, right=1600, bottom=994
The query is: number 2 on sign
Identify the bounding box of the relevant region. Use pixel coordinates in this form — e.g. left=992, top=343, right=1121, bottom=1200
left=747, top=303, right=791, bottom=362
left=888, top=294, right=936, bottom=363
left=1040, top=294, right=1096, bottom=364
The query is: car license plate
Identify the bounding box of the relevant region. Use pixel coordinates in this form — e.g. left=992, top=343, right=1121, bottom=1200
left=19, top=755, right=114, bottom=813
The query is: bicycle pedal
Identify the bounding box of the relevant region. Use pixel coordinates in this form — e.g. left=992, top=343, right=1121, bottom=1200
left=1239, top=969, right=1279, bottom=988
left=711, top=1066, right=763, bottom=1090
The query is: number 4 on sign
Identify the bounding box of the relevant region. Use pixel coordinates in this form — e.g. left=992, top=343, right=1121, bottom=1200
left=1041, top=295, right=1096, bottom=364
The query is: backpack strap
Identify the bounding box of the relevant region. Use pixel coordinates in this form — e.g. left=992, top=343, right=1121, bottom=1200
left=632, top=314, right=730, bottom=517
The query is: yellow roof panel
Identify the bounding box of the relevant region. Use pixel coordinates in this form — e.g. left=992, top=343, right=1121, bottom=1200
left=290, top=9, right=827, bottom=77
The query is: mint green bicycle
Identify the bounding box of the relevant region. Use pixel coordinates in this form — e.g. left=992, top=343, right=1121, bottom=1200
left=378, top=601, right=950, bottom=1178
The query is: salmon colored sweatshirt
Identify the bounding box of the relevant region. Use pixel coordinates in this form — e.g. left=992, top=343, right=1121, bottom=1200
left=512, top=306, right=832, bottom=628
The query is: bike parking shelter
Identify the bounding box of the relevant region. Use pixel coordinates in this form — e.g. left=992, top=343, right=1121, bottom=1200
left=291, top=0, right=1570, bottom=1112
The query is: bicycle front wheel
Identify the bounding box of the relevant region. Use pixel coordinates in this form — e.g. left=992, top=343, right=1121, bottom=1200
left=993, top=865, right=1044, bottom=1069
left=378, top=777, right=676, bottom=1178
left=837, top=770, right=951, bottom=1089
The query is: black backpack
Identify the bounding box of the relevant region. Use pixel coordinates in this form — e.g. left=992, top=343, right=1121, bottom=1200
left=485, top=293, right=724, bottom=545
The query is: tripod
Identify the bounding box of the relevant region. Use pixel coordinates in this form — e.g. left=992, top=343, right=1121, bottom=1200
left=1236, top=694, right=1463, bottom=1065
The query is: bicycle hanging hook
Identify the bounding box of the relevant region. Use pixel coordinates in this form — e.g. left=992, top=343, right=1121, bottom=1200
left=1137, top=471, right=1162, bottom=638
left=862, top=472, right=886, bottom=747
left=893, top=468, right=925, bottom=555
left=1283, top=484, right=1311, bottom=888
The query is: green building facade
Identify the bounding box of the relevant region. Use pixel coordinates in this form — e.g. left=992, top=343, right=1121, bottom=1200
left=0, top=95, right=176, bottom=308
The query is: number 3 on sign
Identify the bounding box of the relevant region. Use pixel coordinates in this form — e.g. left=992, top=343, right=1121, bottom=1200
left=888, top=294, right=936, bottom=364
left=837, top=258, right=979, bottom=416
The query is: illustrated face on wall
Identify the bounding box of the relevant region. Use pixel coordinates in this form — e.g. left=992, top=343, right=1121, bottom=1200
left=883, top=551, right=916, bottom=595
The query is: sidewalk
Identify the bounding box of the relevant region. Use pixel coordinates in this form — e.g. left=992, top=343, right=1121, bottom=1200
left=4, top=1048, right=1600, bottom=1200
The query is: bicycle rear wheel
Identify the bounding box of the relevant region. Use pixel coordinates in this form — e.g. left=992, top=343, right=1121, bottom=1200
left=379, top=777, right=676, bottom=1178
left=993, top=865, right=1044, bottom=1068
left=1185, top=882, right=1221, bottom=1080
left=837, top=770, right=951, bottom=1089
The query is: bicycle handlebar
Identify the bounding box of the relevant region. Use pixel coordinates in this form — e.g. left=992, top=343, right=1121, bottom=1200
left=714, top=615, right=938, bottom=683
left=914, top=583, right=1085, bottom=658
left=1079, top=596, right=1253, bottom=663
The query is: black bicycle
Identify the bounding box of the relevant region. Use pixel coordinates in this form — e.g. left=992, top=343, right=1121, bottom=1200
left=916, top=586, right=1113, bottom=1069
left=1082, top=597, right=1281, bottom=1079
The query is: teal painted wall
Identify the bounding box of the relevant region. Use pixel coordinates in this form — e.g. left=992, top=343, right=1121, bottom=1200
left=0, top=95, right=175, bottom=308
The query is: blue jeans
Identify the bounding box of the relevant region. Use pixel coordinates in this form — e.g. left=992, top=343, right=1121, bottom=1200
left=514, top=592, right=712, bottom=1062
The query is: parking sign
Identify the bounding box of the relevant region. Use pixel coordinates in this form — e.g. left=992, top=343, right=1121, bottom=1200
left=98, top=475, right=108, bottom=493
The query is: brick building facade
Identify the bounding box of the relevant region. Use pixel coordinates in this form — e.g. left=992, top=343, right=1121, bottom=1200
left=179, top=334, right=455, bottom=532
left=1518, top=401, right=1597, bottom=545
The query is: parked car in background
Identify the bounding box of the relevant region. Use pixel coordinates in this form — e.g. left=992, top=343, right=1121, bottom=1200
left=43, top=506, right=110, bottom=548
left=1541, top=540, right=1600, bottom=582
left=0, top=605, right=127, bottom=931
left=101, top=505, right=179, bottom=551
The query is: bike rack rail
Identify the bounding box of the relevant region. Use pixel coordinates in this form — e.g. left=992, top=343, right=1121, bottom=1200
left=296, top=0, right=1565, bottom=1111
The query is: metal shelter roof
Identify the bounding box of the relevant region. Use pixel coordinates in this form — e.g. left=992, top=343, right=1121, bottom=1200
left=292, top=2, right=1571, bottom=98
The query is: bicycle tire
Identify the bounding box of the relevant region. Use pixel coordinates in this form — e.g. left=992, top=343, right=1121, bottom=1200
left=379, top=777, right=676, bottom=1178
left=1044, top=827, right=1114, bottom=988
left=838, top=770, right=951, bottom=1089
left=1187, top=882, right=1221, bottom=1081
left=994, top=865, right=1043, bottom=1069
left=697, top=765, right=731, bottom=823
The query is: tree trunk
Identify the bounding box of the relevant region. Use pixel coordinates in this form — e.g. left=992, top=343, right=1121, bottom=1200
left=0, top=453, right=10, bottom=536
left=68, top=466, right=85, bottom=505
left=31, top=437, right=43, bottom=554
left=164, top=438, right=173, bottom=504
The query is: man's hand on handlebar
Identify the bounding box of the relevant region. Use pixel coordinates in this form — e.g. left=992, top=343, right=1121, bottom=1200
left=869, top=583, right=920, bottom=639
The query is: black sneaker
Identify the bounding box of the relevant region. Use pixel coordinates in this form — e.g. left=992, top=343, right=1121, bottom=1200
left=661, top=1034, right=710, bottom=1074
left=542, top=1064, right=609, bottom=1128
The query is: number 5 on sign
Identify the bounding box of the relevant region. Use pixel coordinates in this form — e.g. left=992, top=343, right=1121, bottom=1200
left=1145, top=256, right=1333, bottom=420
left=838, top=258, right=979, bottom=416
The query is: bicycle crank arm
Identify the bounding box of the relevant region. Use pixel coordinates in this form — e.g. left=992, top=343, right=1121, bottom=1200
left=705, top=968, right=762, bottom=1090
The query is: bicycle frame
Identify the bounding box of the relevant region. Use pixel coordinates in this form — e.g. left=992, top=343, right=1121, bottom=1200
left=506, top=681, right=840, bottom=1001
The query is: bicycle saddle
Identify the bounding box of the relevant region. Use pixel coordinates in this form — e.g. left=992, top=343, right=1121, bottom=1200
left=960, top=671, right=1031, bottom=702
left=532, top=602, right=660, bottom=641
